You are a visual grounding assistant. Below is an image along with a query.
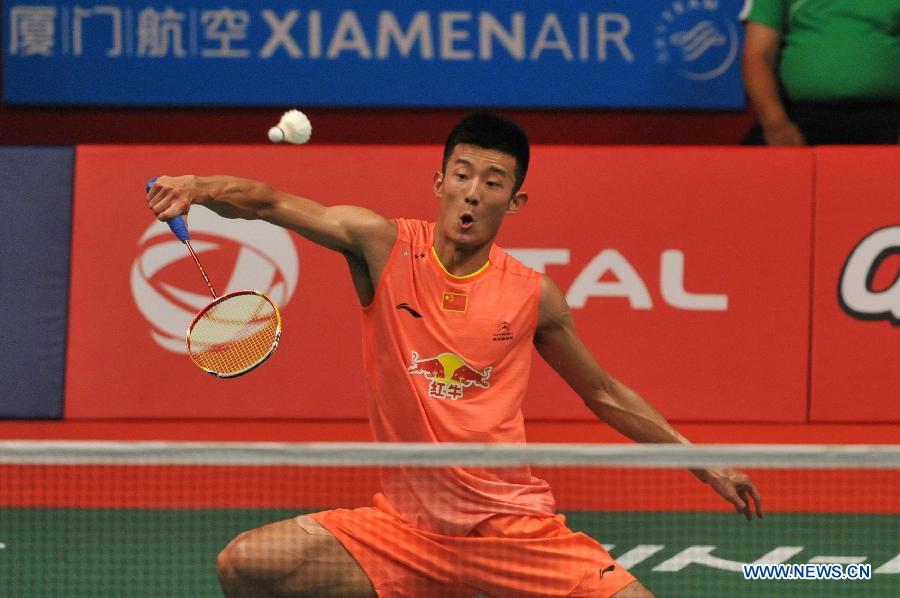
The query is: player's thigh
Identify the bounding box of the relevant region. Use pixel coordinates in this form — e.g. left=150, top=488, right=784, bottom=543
left=610, top=579, right=654, bottom=597
left=220, top=516, right=366, bottom=583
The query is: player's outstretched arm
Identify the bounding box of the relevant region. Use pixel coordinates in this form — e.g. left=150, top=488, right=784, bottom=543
left=533, top=275, right=763, bottom=520
left=146, top=174, right=397, bottom=260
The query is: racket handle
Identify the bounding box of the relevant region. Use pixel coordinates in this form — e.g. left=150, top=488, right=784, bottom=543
left=146, top=176, right=190, bottom=242
left=167, top=216, right=190, bottom=242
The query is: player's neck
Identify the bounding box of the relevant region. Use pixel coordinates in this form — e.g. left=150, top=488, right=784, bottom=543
left=432, top=238, right=491, bottom=278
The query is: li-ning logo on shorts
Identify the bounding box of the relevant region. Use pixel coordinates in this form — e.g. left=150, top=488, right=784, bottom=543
left=408, top=351, right=492, bottom=400
left=838, top=225, right=900, bottom=326
left=130, top=210, right=299, bottom=352
left=655, top=1, right=739, bottom=81
left=598, top=565, right=616, bottom=580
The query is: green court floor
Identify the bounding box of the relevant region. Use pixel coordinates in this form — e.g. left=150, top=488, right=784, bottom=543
left=1, top=509, right=896, bottom=597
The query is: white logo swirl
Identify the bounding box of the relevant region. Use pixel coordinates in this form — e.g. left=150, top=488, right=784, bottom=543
left=655, top=1, right=739, bottom=81
left=130, top=210, right=299, bottom=352
left=669, top=20, right=726, bottom=62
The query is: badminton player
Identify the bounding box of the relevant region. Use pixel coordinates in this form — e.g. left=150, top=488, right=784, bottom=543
left=147, top=112, right=762, bottom=597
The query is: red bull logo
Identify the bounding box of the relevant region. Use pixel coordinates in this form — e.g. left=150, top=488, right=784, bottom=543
left=408, top=351, right=492, bottom=400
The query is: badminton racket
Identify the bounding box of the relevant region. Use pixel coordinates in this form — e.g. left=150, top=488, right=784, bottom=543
left=146, top=177, right=282, bottom=378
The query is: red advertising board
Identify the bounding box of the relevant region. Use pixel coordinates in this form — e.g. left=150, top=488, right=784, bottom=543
left=809, top=147, right=900, bottom=422
left=66, top=146, right=813, bottom=421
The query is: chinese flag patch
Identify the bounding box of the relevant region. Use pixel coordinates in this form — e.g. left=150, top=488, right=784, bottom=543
left=441, top=292, right=469, bottom=312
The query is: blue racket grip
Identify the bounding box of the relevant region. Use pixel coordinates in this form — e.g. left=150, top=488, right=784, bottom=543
left=167, top=216, right=190, bottom=242
left=146, top=176, right=190, bottom=242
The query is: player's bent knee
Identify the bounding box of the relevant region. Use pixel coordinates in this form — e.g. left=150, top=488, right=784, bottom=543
left=216, top=518, right=363, bottom=596
left=217, top=533, right=266, bottom=582
left=215, top=543, right=233, bottom=575
left=214, top=547, right=237, bottom=586
left=217, top=527, right=300, bottom=583
left=216, top=536, right=266, bottom=597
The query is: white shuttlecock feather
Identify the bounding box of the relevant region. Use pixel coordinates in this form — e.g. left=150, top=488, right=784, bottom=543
left=271, top=109, right=312, bottom=144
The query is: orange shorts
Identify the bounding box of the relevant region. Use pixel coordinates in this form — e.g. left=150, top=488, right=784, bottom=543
left=306, top=493, right=635, bottom=597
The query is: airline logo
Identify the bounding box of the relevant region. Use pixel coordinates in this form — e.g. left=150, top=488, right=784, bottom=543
left=130, top=210, right=299, bottom=352
left=655, top=0, right=739, bottom=82
left=408, top=351, right=492, bottom=400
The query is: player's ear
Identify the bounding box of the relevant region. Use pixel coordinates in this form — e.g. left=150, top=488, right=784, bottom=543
left=433, top=171, right=444, bottom=197
left=506, top=191, right=527, bottom=215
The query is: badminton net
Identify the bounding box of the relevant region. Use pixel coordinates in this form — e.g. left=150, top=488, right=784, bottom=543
left=0, top=441, right=897, bottom=597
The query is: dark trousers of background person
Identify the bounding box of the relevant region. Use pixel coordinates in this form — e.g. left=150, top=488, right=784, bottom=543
left=742, top=101, right=900, bottom=145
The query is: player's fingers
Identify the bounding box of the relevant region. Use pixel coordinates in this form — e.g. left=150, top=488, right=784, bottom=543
left=158, top=204, right=186, bottom=222
left=147, top=176, right=182, bottom=208
left=737, top=488, right=753, bottom=521
left=146, top=187, right=160, bottom=208
left=146, top=190, right=166, bottom=213
left=720, top=484, right=747, bottom=516
left=147, top=191, right=174, bottom=219
left=146, top=176, right=166, bottom=203
left=146, top=177, right=173, bottom=207
left=744, top=483, right=764, bottom=519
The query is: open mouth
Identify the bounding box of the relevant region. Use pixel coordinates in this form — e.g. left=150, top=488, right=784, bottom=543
left=459, top=213, right=475, bottom=229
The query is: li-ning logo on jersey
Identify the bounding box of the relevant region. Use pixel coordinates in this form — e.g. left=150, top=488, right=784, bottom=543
left=655, top=1, right=739, bottom=82
left=396, top=303, right=423, bottom=318
left=408, top=351, right=492, bottom=400
left=838, top=225, right=900, bottom=326
left=130, top=210, right=299, bottom=353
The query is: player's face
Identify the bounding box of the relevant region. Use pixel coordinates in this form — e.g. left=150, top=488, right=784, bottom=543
left=433, top=144, right=527, bottom=248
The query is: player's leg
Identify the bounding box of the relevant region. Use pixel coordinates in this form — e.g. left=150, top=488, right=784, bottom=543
left=611, top=579, right=654, bottom=597
left=216, top=516, right=375, bottom=597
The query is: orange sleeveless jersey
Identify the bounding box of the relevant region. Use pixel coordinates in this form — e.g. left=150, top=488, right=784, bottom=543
left=362, top=218, right=556, bottom=535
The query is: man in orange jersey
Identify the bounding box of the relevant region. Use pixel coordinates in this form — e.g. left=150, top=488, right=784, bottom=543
left=147, top=113, right=762, bottom=597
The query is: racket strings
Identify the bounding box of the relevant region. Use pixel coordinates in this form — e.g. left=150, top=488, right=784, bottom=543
left=188, top=293, right=280, bottom=375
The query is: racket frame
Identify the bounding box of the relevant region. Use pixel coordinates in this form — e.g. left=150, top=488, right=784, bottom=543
left=186, top=289, right=283, bottom=379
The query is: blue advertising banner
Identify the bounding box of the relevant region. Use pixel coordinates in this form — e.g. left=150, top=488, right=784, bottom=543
left=0, top=147, right=74, bottom=418
left=3, top=1, right=746, bottom=108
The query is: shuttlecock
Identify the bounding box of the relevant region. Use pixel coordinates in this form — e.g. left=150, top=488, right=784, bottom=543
left=269, top=109, right=312, bottom=144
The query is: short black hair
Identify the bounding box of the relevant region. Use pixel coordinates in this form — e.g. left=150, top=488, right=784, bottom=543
left=443, top=112, right=530, bottom=193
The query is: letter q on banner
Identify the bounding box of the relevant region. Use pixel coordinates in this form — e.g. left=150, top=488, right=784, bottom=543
left=131, top=209, right=299, bottom=352
left=838, top=225, right=900, bottom=326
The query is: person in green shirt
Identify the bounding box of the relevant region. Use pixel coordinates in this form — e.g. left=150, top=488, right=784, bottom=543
left=740, top=0, right=899, bottom=145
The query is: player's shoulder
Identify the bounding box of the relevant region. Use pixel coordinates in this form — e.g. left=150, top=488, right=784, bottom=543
left=491, top=246, right=541, bottom=282
left=394, top=218, right=433, bottom=244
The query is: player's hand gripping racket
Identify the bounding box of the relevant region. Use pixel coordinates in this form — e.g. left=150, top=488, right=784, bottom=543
left=147, top=177, right=282, bottom=378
